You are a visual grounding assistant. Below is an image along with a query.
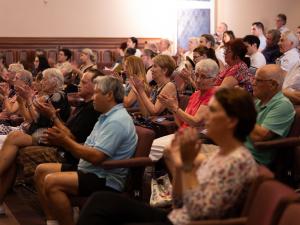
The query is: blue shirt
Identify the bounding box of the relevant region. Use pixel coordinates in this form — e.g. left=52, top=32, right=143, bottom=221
left=78, top=103, right=138, bottom=191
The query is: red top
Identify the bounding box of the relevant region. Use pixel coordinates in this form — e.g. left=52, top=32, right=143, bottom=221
left=180, top=87, right=216, bottom=129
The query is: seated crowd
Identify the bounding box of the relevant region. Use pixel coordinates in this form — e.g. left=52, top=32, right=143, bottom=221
left=0, top=12, right=299, bottom=225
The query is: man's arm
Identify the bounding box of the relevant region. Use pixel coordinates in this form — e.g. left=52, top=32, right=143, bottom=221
left=250, top=124, right=277, bottom=142
left=45, top=126, right=108, bottom=165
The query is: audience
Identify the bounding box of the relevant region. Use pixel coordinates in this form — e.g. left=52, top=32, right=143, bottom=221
left=214, top=39, right=253, bottom=93
left=243, top=35, right=266, bottom=72
left=277, top=31, right=300, bottom=72
left=76, top=88, right=258, bottom=225
left=131, top=54, right=177, bottom=116
left=149, top=59, right=219, bottom=161
left=34, top=76, right=137, bottom=225
left=127, top=37, right=142, bottom=57
left=262, top=29, right=282, bottom=64
left=251, top=22, right=267, bottom=51
left=159, top=39, right=172, bottom=56
left=214, top=22, right=228, bottom=45
left=245, top=64, right=295, bottom=166
left=199, top=34, right=215, bottom=49
left=276, top=13, right=289, bottom=33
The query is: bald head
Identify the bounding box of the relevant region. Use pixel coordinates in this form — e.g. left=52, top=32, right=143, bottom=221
left=257, top=64, right=285, bottom=89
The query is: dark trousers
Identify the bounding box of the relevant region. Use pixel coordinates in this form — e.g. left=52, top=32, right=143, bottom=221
left=77, top=191, right=173, bottom=225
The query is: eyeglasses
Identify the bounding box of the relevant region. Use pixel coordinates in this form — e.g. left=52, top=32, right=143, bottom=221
left=195, top=73, right=212, bottom=80
left=252, top=77, right=274, bottom=83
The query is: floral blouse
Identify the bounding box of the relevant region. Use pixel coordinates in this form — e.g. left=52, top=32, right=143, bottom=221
left=214, top=62, right=253, bottom=93
left=168, top=146, right=258, bottom=225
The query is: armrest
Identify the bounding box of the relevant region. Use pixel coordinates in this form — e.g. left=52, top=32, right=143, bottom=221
left=188, top=217, right=247, bottom=225
left=101, top=157, right=154, bottom=169
left=254, top=137, right=300, bottom=150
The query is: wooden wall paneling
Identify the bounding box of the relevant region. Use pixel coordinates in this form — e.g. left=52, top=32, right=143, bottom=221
left=0, top=37, right=160, bottom=67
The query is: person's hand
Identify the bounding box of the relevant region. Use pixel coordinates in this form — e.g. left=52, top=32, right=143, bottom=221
left=130, top=76, right=144, bottom=93
left=179, top=68, right=192, bottom=84
left=158, top=93, right=178, bottom=112
left=34, top=100, right=58, bottom=119
left=178, top=128, right=202, bottom=171
left=163, top=133, right=182, bottom=169
left=43, top=126, right=67, bottom=146
left=15, top=83, right=34, bottom=100
left=0, top=82, right=9, bottom=97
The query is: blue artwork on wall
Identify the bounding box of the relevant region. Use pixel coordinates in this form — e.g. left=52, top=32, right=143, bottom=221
left=177, top=8, right=211, bottom=49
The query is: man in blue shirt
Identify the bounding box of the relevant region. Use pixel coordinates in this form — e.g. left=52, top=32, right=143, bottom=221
left=35, top=76, right=137, bottom=225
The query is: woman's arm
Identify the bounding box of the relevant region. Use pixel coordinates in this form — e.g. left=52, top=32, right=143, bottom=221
left=219, top=76, right=238, bottom=88
left=136, top=82, right=177, bottom=116
left=123, top=89, right=138, bottom=108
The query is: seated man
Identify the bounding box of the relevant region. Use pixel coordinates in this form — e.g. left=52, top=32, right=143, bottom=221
left=243, top=35, right=266, bottom=71
left=34, top=76, right=138, bottom=225
left=282, top=60, right=300, bottom=104
left=15, top=68, right=103, bottom=186
left=245, top=64, right=295, bottom=166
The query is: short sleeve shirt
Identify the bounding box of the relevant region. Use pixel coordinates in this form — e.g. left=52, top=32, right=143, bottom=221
left=245, top=92, right=295, bottom=165
left=78, top=104, right=138, bottom=191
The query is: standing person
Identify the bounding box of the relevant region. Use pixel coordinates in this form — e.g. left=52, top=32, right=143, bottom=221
left=76, top=88, right=258, bottom=225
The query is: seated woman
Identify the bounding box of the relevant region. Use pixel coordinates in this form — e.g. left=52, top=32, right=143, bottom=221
left=123, top=55, right=149, bottom=112
left=0, top=68, right=70, bottom=215
left=72, top=48, right=97, bottom=79
left=215, top=30, right=236, bottom=68
left=178, top=46, right=220, bottom=92
left=131, top=54, right=177, bottom=116
left=127, top=36, right=142, bottom=57
left=150, top=59, right=219, bottom=161
left=215, top=38, right=253, bottom=93
left=76, top=88, right=258, bottom=225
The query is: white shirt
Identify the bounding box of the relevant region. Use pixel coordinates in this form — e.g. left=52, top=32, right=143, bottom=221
left=283, top=60, right=300, bottom=90
left=277, top=48, right=300, bottom=72
left=134, top=49, right=142, bottom=57
left=279, top=26, right=290, bottom=33
left=258, top=35, right=267, bottom=51
left=250, top=51, right=266, bottom=69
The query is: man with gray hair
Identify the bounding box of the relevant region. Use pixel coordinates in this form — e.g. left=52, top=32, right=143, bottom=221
left=277, top=31, right=300, bottom=72
left=245, top=64, right=295, bottom=166
left=35, top=76, right=137, bottom=225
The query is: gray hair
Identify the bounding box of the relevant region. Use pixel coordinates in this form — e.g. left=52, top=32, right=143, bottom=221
left=282, top=31, right=299, bottom=48
left=18, top=70, right=33, bottom=86
left=93, top=76, right=124, bottom=104
left=195, top=59, right=219, bottom=78
left=8, top=63, right=24, bottom=73
left=42, top=68, right=64, bottom=92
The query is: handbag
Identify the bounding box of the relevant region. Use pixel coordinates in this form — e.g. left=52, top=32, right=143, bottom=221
left=150, top=174, right=172, bottom=207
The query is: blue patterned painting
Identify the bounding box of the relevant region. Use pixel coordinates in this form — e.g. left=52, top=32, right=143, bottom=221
left=177, top=8, right=210, bottom=49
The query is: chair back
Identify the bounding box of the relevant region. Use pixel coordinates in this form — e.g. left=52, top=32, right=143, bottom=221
left=134, top=126, right=156, bottom=157
left=277, top=202, right=300, bottom=225
left=287, top=105, right=300, bottom=137
left=246, top=180, right=298, bottom=225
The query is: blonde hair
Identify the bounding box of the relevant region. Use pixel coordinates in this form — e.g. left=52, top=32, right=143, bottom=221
left=8, top=63, right=24, bottom=73
left=125, top=56, right=149, bottom=90
left=81, top=48, right=96, bottom=63
left=152, top=54, right=176, bottom=77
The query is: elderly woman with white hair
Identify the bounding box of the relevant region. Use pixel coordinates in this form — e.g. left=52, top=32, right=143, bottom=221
left=150, top=59, right=219, bottom=161
left=0, top=68, right=70, bottom=215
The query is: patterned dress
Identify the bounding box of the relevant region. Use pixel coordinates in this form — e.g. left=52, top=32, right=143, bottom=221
left=215, top=62, right=253, bottom=93
left=168, top=146, right=258, bottom=225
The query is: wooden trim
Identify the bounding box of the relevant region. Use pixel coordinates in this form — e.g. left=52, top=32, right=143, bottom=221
left=0, top=37, right=160, bottom=66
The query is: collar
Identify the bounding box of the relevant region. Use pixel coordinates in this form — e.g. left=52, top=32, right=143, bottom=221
left=257, top=91, right=284, bottom=109
left=100, top=103, right=123, bottom=119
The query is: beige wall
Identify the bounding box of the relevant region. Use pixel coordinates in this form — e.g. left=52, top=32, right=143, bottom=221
left=216, top=0, right=300, bottom=37
left=0, top=0, right=299, bottom=39
left=0, top=0, right=177, bottom=39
